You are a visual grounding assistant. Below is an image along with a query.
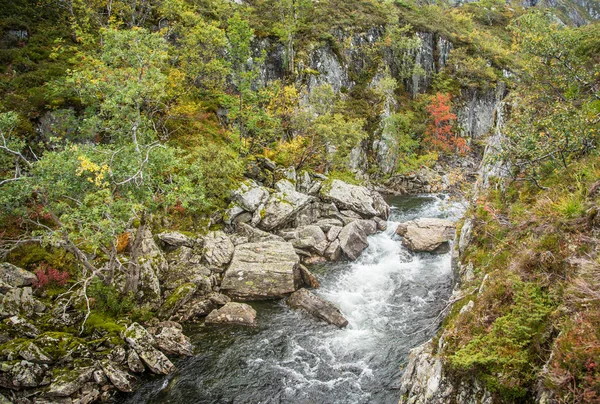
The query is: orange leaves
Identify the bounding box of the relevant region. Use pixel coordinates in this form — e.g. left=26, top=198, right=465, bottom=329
left=424, top=92, right=469, bottom=155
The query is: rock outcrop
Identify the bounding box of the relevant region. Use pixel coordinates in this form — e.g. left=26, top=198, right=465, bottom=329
left=220, top=241, right=301, bottom=300
left=321, top=180, right=389, bottom=218
left=286, top=289, right=348, bottom=328
left=396, top=218, right=456, bottom=253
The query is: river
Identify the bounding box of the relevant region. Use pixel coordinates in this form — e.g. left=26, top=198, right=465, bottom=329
left=123, top=194, right=464, bottom=404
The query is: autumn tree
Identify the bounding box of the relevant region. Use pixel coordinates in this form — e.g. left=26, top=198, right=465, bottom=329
left=425, top=92, right=468, bottom=154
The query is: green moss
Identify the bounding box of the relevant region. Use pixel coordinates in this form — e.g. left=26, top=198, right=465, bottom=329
left=83, top=313, right=126, bottom=335
left=162, top=283, right=196, bottom=314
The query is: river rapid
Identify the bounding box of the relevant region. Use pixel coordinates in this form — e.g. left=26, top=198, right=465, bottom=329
left=123, top=194, right=464, bottom=404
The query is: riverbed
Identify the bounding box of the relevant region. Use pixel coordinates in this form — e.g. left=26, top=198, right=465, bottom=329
left=123, top=194, right=464, bottom=404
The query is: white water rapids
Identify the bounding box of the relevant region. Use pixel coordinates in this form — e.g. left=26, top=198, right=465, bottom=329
left=124, top=194, right=465, bottom=404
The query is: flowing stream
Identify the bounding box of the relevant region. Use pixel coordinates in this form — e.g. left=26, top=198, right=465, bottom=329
left=124, top=194, right=464, bottom=404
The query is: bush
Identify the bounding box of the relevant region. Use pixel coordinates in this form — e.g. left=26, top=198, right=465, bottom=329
left=32, top=263, right=70, bottom=290
left=87, top=279, right=135, bottom=318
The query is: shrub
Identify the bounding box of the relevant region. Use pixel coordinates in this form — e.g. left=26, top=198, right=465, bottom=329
left=32, top=263, right=70, bottom=290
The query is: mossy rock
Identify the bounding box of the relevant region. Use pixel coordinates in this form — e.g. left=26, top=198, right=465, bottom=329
left=159, top=283, right=197, bottom=319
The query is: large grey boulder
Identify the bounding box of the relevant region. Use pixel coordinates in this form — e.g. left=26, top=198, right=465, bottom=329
left=203, top=231, right=234, bottom=267
left=0, top=263, right=37, bottom=288
left=231, top=223, right=285, bottom=245
left=396, top=218, right=456, bottom=253
left=122, top=323, right=174, bottom=375
left=337, top=222, right=369, bottom=260
left=321, top=180, right=389, bottom=218
left=259, top=185, right=311, bottom=231
left=287, top=289, right=348, bottom=328
left=220, top=241, right=301, bottom=300
left=233, top=180, right=270, bottom=212
left=279, top=225, right=328, bottom=255
left=205, top=302, right=257, bottom=327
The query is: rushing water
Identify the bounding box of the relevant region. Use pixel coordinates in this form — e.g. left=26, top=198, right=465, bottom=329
left=124, top=194, right=465, bottom=404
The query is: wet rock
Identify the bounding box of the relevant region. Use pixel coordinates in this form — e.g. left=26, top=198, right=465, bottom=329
left=258, top=187, right=311, bottom=231
left=0, top=263, right=37, bottom=288
left=321, top=180, right=389, bottom=218
left=205, top=302, right=257, bottom=327
left=127, top=350, right=145, bottom=373
left=151, top=322, right=193, bottom=356
left=203, top=231, right=234, bottom=267
left=396, top=218, right=455, bottom=253
left=48, top=367, right=94, bottom=397
left=100, top=361, right=135, bottom=393
left=122, top=323, right=174, bottom=375
left=287, top=289, right=348, bottom=328
left=298, top=265, right=320, bottom=289
left=373, top=217, right=388, bottom=231
left=157, top=232, right=193, bottom=249
left=220, top=241, right=301, bottom=300
left=279, top=225, right=328, bottom=255
left=338, top=222, right=369, bottom=260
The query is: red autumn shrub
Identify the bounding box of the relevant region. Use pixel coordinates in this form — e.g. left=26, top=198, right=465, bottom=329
left=32, top=263, right=70, bottom=290
left=425, top=92, right=469, bottom=154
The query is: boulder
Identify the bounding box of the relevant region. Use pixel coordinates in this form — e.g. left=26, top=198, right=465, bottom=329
left=122, top=323, right=174, bottom=375
left=5, top=316, right=39, bottom=338
left=163, top=247, right=212, bottom=291
left=373, top=217, right=388, bottom=231
left=205, top=302, right=257, bottom=327
left=287, top=289, right=348, bottom=328
left=135, top=228, right=167, bottom=307
left=324, top=240, right=342, bottom=261
left=279, top=226, right=328, bottom=255
left=8, top=360, right=47, bottom=388
left=157, top=232, right=193, bottom=249
left=357, top=219, right=377, bottom=236
left=127, top=350, right=145, bottom=373
left=338, top=222, right=369, bottom=260
left=0, top=287, right=44, bottom=318
left=321, top=180, right=389, bottom=218
left=220, top=241, right=301, bottom=300
left=158, top=283, right=197, bottom=319
left=0, top=263, right=37, bottom=288
left=100, top=361, right=135, bottom=393
left=315, top=218, right=344, bottom=233
left=233, top=180, right=270, bottom=212
left=224, top=204, right=245, bottom=225
left=327, top=226, right=342, bottom=242
left=47, top=367, right=95, bottom=397
left=173, top=293, right=230, bottom=322
left=151, top=322, right=194, bottom=356
left=259, top=188, right=311, bottom=231
left=298, top=265, right=320, bottom=289
left=203, top=231, right=234, bottom=267
left=396, top=218, right=456, bottom=253
left=232, top=223, right=285, bottom=245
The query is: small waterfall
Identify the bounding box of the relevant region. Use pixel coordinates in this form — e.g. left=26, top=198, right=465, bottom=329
left=124, top=194, right=464, bottom=404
